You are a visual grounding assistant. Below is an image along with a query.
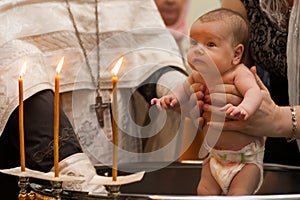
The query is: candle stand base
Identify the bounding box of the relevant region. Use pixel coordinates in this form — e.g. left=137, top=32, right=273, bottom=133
left=51, top=180, right=63, bottom=200
left=1, top=167, right=85, bottom=199
left=105, top=185, right=121, bottom=197
left=90, top=171, right=145, bottom=198
left=18, top=176, right=29, bottom=200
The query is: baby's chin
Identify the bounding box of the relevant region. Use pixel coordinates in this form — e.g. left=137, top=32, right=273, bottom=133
left=189, top=59, right=207, bottom=70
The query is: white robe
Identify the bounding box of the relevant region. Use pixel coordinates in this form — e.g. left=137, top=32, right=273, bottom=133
left=0, top=0, right=187, bottom=167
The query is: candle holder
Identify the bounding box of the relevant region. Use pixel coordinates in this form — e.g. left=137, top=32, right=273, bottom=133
left=89, top=170, right=145, bottom=198
left=18, top=176, right=29, bottom=200
left=105, top=185, right=121, bottom=197
left=51, top=180, right=63, bottom=200
left=1, top=166, right=85, bottom=200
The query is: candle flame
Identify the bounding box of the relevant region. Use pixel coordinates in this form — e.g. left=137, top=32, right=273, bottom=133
left=56, top=56, right=65, bottom=74
left=111, top=57, right=124, bottom=76
left=19, top=62, right=27, bottom=77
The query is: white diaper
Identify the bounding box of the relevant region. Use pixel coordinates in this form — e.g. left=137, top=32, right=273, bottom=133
left=208, top=141, right=265, bottom=194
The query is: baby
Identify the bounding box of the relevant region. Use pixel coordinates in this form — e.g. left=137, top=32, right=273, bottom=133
left=151, top=8, right=265, bottom=195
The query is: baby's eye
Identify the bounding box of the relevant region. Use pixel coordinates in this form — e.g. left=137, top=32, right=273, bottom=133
left=190, top=40, right=198, bottom=46
left=207, top=42, right=216, bottom=47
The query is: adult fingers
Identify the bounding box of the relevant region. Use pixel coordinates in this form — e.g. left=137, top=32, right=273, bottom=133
left=205, top=84, right=242, bottom=106
left=203, top=104, right=226, bottom=119
left=206, top=93, right=242, bottom=107
left=190, top=83, right=206, bottom=93
left=207, top=120, right=246, bottom=133
left=210, top=84, right=241, bottom=96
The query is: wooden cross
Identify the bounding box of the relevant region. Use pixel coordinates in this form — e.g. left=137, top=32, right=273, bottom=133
left=90, top=95, right=110, bottom=127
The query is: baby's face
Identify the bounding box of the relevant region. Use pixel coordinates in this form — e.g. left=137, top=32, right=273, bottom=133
left=187, top=20, right=236, bottom=75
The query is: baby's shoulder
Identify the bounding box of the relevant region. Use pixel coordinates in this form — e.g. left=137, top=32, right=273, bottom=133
left=231, top=64, right=253, bottom=78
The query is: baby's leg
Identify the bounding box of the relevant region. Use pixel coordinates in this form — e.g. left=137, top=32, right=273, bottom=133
left=227, top=163, right=261, bottom=195
left=197, top=159, right=222, bottom=195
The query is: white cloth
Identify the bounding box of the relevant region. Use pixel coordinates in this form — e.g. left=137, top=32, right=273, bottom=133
left=287, top=0, right=300, bottom=106
left=287, top=0, right=300, bottom=150
left=53, top=153, right=106, bottom=193
left=0, top=0, right=186, bottom=165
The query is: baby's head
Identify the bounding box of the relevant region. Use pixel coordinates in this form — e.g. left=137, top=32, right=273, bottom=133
left=198, top=8, right=249, bottom=56
left=188, top=8, right=249, bottom=73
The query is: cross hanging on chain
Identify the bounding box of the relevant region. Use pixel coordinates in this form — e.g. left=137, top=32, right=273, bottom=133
left=90, top=95, right=110, bottom=127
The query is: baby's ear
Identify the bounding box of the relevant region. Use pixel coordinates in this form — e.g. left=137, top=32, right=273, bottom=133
left=232, top=44, right=244, bottom=65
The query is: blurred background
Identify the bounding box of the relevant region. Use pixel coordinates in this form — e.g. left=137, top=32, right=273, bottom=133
left=187, top=0, right=221, bottom=30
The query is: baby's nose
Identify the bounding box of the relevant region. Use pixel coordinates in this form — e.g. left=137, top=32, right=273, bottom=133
left=195, top=45, right=205, bottom=55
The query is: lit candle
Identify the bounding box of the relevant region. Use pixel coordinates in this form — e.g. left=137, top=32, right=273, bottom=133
left=19, top=63, right=27, bottom=172
left=54, top=57, right=64, bottom=177
left=111, top=56, right=123, bottom=181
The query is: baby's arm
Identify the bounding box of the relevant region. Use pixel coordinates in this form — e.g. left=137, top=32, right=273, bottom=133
left=222, top=65, right=263, bottom=120
left=151, top=70, right=203, bottom=111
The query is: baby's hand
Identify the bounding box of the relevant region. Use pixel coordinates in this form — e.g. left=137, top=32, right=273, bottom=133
left=151, top=98, right=163, bottom=111
left=220, top=103, right=248, bottom=120
left=150, top=95, right=178, bottom=111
